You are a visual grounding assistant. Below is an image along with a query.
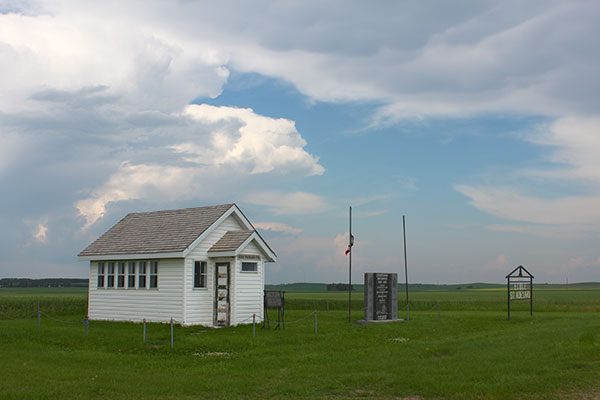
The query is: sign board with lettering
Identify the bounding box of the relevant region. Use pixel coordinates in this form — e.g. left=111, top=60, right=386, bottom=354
left=264, top=290, right=283, bottom=309
left=505, top=265, right=534, bottom=320
left=263, top=290, right=285, bottom=329
left=510, top=282, right=531, bottom=300
left=364, top=273, right=398, bottom=321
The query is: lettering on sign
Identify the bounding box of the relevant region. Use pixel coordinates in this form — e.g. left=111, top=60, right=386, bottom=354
left=364, top=272, right=398, bottom=321
left=375, top=274, right=390, bottom=320
left=510, top=282, right=531, bottom=300
left=505, top=265, right=534, bottom=320
left=264, top=290, right=282, bottom=308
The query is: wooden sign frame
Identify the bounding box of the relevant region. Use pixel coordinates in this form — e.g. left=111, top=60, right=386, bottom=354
left=263, top=290, right=285, bottom=329
left=506, top=265, right=534, bottom=320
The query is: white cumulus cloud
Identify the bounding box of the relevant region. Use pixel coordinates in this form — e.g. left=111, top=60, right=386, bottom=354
left=33, top=223, right=48, bottom=243
left=174, top=104, right=324, bottom=176
left=455, top=116, right=600, bottom=237
left=75, top=104, right=324, bottom=228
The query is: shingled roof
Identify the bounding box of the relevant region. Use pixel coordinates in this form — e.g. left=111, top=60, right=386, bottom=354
left=78, top=204, right=234, bottom=257
left=208, top=230, right=254, bottom=253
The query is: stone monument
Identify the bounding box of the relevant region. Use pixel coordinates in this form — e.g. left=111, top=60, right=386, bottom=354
left=363, top=272, right=399, bottom=321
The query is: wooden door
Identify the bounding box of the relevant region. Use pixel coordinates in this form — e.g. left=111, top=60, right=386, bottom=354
left=214, top=262, right=230, bottom=327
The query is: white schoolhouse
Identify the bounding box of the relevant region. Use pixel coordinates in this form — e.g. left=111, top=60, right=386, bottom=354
left=78, top=204, right=276, bottom=327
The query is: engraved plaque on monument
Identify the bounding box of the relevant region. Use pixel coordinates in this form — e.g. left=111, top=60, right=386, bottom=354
left=364, top=272, right=398, bottom=321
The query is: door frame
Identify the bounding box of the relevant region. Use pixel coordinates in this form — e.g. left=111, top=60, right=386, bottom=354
left=213, top=262, right=231, bottom=327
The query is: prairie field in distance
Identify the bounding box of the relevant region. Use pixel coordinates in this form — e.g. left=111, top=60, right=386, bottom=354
left=1, top=285, right=599, bottom=399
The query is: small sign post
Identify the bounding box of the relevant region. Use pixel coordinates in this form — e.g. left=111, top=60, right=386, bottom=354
left=506, top=265, right=534, bottom=320
left=263, top=290, right=285, bottom=329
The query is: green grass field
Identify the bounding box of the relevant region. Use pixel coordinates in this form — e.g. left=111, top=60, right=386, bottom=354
left=1, top=287, right=599, bottom=399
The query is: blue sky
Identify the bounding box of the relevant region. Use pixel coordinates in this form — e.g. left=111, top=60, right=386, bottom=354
left=1, top=1, right=599, bottom=284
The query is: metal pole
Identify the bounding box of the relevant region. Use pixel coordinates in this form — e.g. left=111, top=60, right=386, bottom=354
left=253, top=313, right=256, bottom=338
left=84, top=316, right=89, bottom=337
left=507, top=278, right=511, bottom=321
left=170, top=318, right=174, bottom=348
left=37, top=301, right=40, bottom=330
left=348, top=205, right=352, bottom=324
left=143, top=319, right=146, bottom=343
left=403, top=216, right=409, bottom=321
left=530, top=277, right=533, bottom=317
left=314, top=311, right=317, bottom=335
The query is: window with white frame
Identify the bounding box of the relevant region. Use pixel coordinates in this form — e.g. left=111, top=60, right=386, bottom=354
left=194, top=261, right=207, bottom=288
left=241, top=262, right=258, bottom=272
left=138, top=261, right=147, bottom=289
left=127, top=261, right=136, bottom=288
left=150, top=261, right=158, bottom=288
left=97, top=262, right=105, bottom=288
left=107, top=262, right=115, bottom=288
left=117, top=262, right=125, bottom=288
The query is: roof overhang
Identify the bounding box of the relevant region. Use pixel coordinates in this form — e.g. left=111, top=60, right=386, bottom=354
left=78, top=203, right=277, bottom=263
left=181, top=204, right=250, bottom=257
left=207, top=232, right=276, bottom=262
left=78, top=251, right=183, bottom=262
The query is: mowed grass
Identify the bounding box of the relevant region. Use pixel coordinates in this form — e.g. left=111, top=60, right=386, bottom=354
left=1, top=288, right=600, bottom=399
left=285, top=288, right=600, bottom=313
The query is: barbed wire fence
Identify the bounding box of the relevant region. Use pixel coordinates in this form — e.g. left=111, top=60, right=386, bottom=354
left=1, top=298, right=443, bottom=347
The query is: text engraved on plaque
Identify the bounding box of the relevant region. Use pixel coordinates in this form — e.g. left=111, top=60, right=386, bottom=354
left=375, top=274, right=390, bottom=320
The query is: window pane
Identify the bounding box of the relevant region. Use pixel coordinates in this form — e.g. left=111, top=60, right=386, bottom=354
left=118, top=262, right=125, bottom=288
left=150, top=261, right=158, bottom=288
left=194, top=261, right=207, bottom=288
left=128, top=262, right=136, bottom=288
left=138, top=261, right=147, bottom=289
left=139, top=262, right=146, bottom=288
left=242, top=262, right=257, bottom=272
left=108, top=262, right=115, bottom=287
left=97, top=263, right=105, bottom=288
left=194, top=261, right=200, bottom=288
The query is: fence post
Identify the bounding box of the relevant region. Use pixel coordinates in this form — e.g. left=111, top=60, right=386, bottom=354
left=84, top=316, right=89, bottom=336
left=170, top=318, right=174, bottom=348
left=143, top=319, right=146, bottom=344
left=314, top=311, right=317, bottom=335
left=437, top=301, right=440, bottom=320
left=37, top=301, right=40, bottom=331
left=326, top=300, right=329, bottom=313
left=252, top=313, right=256, bottom=338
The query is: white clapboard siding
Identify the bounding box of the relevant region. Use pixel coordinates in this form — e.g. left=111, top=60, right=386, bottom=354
left=186, top=214, right=243, bottom=258
left=183, top=214, right=243, bottom=325
left=233, top=241, right=264, bottom=325
left=182, top=257, right=214, bottom=326
left=88, top=258, right=184, bottom=323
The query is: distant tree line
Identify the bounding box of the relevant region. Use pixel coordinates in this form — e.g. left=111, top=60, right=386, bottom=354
left=326, top=283, right=354, bottom=291
left=0, top=278, right=88, bottom=288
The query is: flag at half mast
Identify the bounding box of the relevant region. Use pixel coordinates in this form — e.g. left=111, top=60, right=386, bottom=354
left=345, top=234, right=354, bottom=255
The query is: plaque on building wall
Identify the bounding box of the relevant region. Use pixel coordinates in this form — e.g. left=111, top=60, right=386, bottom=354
left=364, top=273, right=398, bottom=321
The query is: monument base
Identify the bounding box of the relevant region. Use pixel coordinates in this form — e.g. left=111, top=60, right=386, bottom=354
left=356, top=318, right=405, bottom=325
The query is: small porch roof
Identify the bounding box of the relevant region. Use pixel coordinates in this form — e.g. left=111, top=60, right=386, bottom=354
left=208, top=230, right=275, bottom=262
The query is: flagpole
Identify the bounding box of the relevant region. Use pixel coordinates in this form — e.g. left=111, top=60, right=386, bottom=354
left=348, top=205, right=352, bottom=324
left=403, top=215, right=409, bottom=321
